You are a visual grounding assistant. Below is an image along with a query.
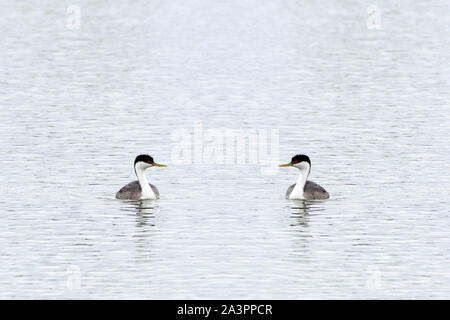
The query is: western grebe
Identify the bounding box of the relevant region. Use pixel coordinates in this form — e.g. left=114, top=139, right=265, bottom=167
left=279, top=154, right=329, bottom=200
left=116, top=154, right=167, bottom=200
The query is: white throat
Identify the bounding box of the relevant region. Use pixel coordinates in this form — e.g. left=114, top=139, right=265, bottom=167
left=289, top=164, right=310, bottom=200
left=135, top=162, right=157, bottom=200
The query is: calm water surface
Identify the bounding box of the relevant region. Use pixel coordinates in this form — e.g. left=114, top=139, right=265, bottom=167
left=0, top=0, right=449, bottom=298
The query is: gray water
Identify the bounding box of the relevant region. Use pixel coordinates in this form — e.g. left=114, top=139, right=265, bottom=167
left=1, top=0, right=449, bottom=299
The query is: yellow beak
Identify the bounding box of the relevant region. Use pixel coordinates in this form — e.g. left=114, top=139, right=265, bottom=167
left=152, top=162, right=167, bottom=167
left=279, top=162, right=293, bottom=167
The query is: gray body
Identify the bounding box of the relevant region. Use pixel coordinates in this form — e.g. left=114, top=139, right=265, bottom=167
left=286, top=180, right=329, bottom=200
left=115, top=180, right=160, bottom=200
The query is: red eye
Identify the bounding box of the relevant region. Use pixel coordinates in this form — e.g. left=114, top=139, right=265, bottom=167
left=147, top=161, right=152, bottom=164
left=293, top=160, right=298, bottom=164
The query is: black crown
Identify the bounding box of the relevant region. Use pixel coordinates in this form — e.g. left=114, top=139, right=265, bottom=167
left=134, top=154, right=154, bottom=165
left=291, top=154, right=311, bottom=165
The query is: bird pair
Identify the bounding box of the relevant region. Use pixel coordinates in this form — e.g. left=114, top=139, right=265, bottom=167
left=116, top=154, right=329, bottom=201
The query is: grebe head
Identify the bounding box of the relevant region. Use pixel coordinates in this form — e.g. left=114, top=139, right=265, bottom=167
left=279, top=154, right=311, bottom=172
left=134, top=154, right=167, bottom=171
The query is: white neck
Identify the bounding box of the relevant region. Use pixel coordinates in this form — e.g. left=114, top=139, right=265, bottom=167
left=289, top=165, right=310, bottom=200
left=135, top=163, right=157, bottom=200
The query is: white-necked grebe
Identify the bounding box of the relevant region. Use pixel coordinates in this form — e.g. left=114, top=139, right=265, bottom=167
left=279, top=154, right=329, bottom=200
left=116, top=154, right=167, bottom=200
